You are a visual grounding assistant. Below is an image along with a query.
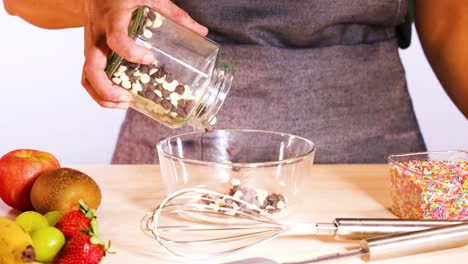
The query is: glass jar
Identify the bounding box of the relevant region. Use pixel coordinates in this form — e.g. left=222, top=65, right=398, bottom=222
left=105, top=6, right=235, bottom=130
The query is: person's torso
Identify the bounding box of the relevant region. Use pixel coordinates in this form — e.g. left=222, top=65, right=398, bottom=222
left=113, top=0, right=426, bottom=164
left=173, top=0, right=407, bottom=48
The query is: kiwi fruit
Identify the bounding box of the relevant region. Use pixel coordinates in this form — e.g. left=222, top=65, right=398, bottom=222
left=30, top=168, right=101, bottom=214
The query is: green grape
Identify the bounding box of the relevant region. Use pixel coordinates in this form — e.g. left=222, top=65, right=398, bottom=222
left=44, top=211, right=64, bottom=226
left=30, top=226, right=65, bottom=262
left=15, top=211, right=48, bottom=233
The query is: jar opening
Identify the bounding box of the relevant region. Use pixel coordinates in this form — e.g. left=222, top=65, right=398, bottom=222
left=188, top=59, right=235, bottom=130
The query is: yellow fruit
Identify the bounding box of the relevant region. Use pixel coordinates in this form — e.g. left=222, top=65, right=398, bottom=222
left=0, top=217, right=35, bottom=264
left=30, top=168, right=102, bottom=214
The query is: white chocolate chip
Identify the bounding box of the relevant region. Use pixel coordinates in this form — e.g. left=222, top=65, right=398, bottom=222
left=181, top=87, right=191, bottom=99
left=277, top=201, right=285, bottom=209
left=145, top=18, right=153, bottom=27
left=132, top=81, right=142, bottom=93
left=169, top=92, right=180, bottom=102
left=121, top=81, right=132, bottom=89
left=233, top=190, right=243, bottom=199
left=112, top=71, right=121, bottom=78
left=170, top=99, right=179, bottom=107
left=154, top=89, right=162, bottom=98
left=231, top=178, right=240, bottom=186
left=256, top=189, right=268, bottom=206
left=140, top=74, right=150, bottom=84
left=152, top=15, right=163, bottom=28
left=169, top=112, right=178, bottom=118
left=163, top=80, right=178, bottom=92
left=133, top=71, right=142, bottom=77
left=143, top=29, right=153, bottom=39
left=117, top=65, right=127, bottom=73
left=119, top=73, right=129, bottom=82
left=209, top=116, right=217, bottom=125
left=266, top=205, right=275, bottom=210
left=149, top=68, right=158, bottom=76
left=155, top=77, right=165, bottom=84
left=112, top=77, right=122, bottom=85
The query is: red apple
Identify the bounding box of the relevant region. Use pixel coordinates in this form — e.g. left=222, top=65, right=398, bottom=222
left=0, top=149, right=60, bottom=211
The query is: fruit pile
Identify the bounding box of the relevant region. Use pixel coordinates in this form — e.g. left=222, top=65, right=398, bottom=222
left=0, top=149, right=110, bottom=263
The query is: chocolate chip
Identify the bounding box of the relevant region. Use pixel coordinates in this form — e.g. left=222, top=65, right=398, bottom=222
left=175, top=84, right=185, bottom=95
left=177, top=100, right=186, bottom=109
left=205, top=126, right=214, bottom=133
left=278, top=194, right=286, bottom=203
left=200, top=194, right=212, bottom=205
left=141, top=82, right=151, bottom=91
left=225, top=198, right=234, bottom=205
left=154, top=83, right=163, bottom=90
left=147, top=11, right=156, bottom=21
left=139, top=64, right=149, bottom=75
left=185, top=100, right=195, bottom=112
left=226, top=147, right=234, bottom=156
left=162, top=89, right=170, bottom=98
left=231, top=166, right=241, bottom=172
left=153, top=97, right=162, bottom=104
left=129, top=75, right=138, bottom=83
left=176, top=108, right=186, bottom=118
left=267, top=193, right=280, bottom=207
left=125, top=62, right=139, bottom=69
left=165, top=74, right=173, bottom=83
left=154, top=69, right=165, bottom=79
left=161, top=100, right=172, bottom=109
left=145, top=90, right=156, bottom=100
left=137, top=26, right=144, bottom=35
left=229, top=185, right=240, bottom=196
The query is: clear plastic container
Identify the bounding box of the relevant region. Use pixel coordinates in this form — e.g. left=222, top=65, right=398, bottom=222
left=105, top=6, right=234, bottom=130
left=387, top=150, right=468, bottom=220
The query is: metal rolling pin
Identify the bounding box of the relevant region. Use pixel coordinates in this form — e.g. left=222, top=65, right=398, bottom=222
left=287, top=222, right=468, bottom=263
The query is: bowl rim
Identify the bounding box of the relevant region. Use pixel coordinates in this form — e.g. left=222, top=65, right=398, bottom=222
left=156, top=128, right=316, bottom=168
left=385, top=150, right=468, bottom=176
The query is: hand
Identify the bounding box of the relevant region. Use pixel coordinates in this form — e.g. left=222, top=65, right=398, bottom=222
left=81, top=0, right=208, bottom=108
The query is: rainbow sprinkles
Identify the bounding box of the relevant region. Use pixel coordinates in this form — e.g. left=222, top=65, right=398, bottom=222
left=390, top=159, right=467, bottom=220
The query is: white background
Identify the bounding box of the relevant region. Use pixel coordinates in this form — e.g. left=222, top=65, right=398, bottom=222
left=0, top=8, right=467, bottom=164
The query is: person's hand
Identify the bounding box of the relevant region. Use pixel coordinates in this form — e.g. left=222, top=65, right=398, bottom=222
left=81, top=0, right=208, bottom=108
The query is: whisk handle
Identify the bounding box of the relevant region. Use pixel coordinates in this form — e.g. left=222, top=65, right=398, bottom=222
left=333, top=218, right=466, bottom=240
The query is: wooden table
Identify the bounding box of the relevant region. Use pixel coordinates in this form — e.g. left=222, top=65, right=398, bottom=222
left=1, top=164, right=466, bottom=263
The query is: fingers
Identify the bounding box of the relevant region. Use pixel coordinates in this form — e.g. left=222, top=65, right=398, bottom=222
left=106, top=10, right=155, bottom=64
left=83, top=33, right=132, bottom=108
left=81, top=76, right=129, bottom=109
left=149, top=0, right=208, bottom=36
left=81, top=0, right=208, bottom=110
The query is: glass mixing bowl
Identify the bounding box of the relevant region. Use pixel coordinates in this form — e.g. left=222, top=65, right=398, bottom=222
left=156, top=129, right=316, bottom=218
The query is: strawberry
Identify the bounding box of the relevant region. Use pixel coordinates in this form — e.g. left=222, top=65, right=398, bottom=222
left=56, top=200, right=96, bottom=238
left=52, top=233, right=105, bottom=264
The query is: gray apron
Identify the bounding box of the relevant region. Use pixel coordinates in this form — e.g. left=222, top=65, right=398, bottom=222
left=112, top=0, right=426, bottom=164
